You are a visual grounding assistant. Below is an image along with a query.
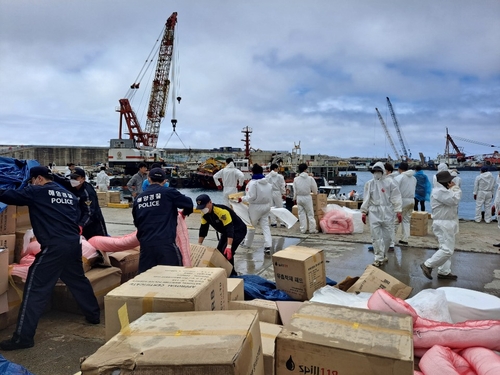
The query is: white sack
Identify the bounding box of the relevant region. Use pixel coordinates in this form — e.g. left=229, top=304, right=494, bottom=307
left=437, top=287, right=500, bottom=323
left=310, top=285, right=371, bottom=309
left=341, top=207, right=364, bottom=233
left=270, top=207, right=298, bottom=229
left=406, top=289, right=453, bottom=323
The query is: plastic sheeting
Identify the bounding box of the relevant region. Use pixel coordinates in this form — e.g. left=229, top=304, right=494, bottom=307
left=0, top=354, right=35, bottom=375
left=0, top=157, right=40, bottom=213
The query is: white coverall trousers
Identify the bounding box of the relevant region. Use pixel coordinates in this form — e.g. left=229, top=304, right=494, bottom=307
left=244, top=203, right=272, bottom=248
left=269, top=191, right=284, bottom=226
left=496, top=189, right=500, bottom=229
left=369, top=206, right=392, bottom=262
left=475, top=190, right=493, bottom=223
left=222, top=186, right=238, bottom=208
left=98, top=184, right=108, bottom=192
left=424, top=219, right=457, bottom=276
left=297, top=195, right=317, bottom=234
left=397, top=204, right=413, bottom=242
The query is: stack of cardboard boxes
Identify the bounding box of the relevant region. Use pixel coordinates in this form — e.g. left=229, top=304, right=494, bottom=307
left=311, top=193, right=327, bottom=232
left=96, top=191, right=108, bottom=207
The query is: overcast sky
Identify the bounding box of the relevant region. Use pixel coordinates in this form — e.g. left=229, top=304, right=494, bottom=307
left=1, top=1, right=499, bottom=161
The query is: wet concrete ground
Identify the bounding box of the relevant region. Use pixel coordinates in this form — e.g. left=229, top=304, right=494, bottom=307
left=2, top=207, right=500, bottom=374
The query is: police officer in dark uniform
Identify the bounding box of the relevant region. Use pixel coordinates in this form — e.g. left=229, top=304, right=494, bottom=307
left=54, top=167, right=108, bottom=239
left=132, top=168, right=193, bottom=273
left=196, top=194, right=247, bottom=276
left=0, top=166, right=100, bottom=351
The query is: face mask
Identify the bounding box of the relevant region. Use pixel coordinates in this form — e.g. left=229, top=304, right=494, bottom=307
left=70, top=179, right=81, bottom=187
left=373, top=172, right=383, bottom=180
left=201, top=207, right=210, bottom=215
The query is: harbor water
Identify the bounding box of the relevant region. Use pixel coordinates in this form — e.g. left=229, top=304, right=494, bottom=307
left=178, top=170, right=500, bottom=221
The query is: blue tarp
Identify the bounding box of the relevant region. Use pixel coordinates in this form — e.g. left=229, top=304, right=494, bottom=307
left=0, top=157, right=40, bottom=213
left=233, top=274, right=337, bottom=301
left=0, top=354, right=35, bottom=375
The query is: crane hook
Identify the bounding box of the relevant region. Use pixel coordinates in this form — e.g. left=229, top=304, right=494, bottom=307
left=176, top=96, right=182, bottom=104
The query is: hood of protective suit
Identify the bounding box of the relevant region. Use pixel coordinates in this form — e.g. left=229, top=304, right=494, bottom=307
left=255, top=177, right=270, bottom=185
left=437, top=163, right=448, bottom=172
left=226, top=162, right=235, bottom=169
left=371, top=161, right=386, bottom=174
left=298, top=171, right=310, bottom=178
left=401, top=169, right=415, bottom=177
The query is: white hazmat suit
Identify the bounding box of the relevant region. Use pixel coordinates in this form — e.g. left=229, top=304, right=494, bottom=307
left=423, top=181, right=462, bottom=277
left=495, top=173, right=500, bottom=229
left=361, top=162, right=402, bottom=265
left=265, top=170, right=286, bottom=226
left=395, top=169, right=417, bottom=243
left=473, top=170, right=495, bottom=223
left=241, top=177, right=273, bottom=248
left=96, top=170, right=110, bottom=192
left=213, top=162, right=245, bottom=207
left=293, top=171, right=318, bottom=234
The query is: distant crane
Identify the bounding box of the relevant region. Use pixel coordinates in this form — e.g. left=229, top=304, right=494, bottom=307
left=386, top=97, right=410, bottom=160
left=444, top=127, right=466, bottom=163
left=375, top=108, right=400, bottom=160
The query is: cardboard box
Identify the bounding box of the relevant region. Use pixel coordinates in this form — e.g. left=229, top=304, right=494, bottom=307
left=311, top=193, right=327, bottom=209
left=0, top=234, right=15, bottom=265
left=260, top=322, right=283, bottom=375
left=104, top=266, right=227, bottom=340
left=190, top=243, right=233, bottom=277
left=0, top=248, right=8, bottom=295
left=0, top=206, right=16, bottom=235
left=229, top=299, right=280, bottom=324
left=228, top=278, right=244, bottom=301
left=292, top=205, right=298, bottom=218
left=52, top=266, right=122, bottom=314
left=347, top=265, right=413, bottom=299
left=108, top=249, right=140, bottom=283
left=15, top=206, right=31, bottom=228
left=272, top=246, right=326, bottom=301
left=411, top=211, right=428, bottom=236
left=96, top=192, right=108, bottom=207
left=0, top=279, right=24, bottom=330
left=82, top=311, right=264, bottom=375
left=275, top=301, right=414, bottom=375
left=107, top=191, right=121, bottom=203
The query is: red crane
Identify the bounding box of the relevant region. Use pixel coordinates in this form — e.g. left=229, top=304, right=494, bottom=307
left=444, top=127, right=466, bottom=162
left=117, top=12, right=178, bottom=149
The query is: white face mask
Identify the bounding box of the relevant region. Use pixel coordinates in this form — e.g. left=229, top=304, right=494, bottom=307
left=70, top=179, right=81, bottom=187
left=373, top=172, right=383, bottom=180
left=201, top=207, right=210, bottom=215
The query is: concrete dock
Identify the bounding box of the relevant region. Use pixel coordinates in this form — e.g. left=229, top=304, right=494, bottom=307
left=1, top=207, right=500, bottom=374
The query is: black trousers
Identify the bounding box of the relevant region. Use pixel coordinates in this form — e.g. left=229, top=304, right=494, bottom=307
left=138, top=241, right=183, bottom=274
left=216, top=228, right=247, bottom=276
left=14, top=241, right=100, bottom=343
left=414, top=198, right=426, bottom=211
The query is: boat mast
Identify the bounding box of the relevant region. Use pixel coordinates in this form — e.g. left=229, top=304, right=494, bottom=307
left=241, top=126, right=252, bottom=162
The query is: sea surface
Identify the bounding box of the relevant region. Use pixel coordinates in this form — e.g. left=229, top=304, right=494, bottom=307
left=178, top=170, right=499, bottom=221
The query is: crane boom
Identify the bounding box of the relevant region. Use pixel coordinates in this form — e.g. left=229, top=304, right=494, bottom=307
left=375, top=108, right=400, bottom=160
left=144, top=12, right=178, bottom=148
left=116, top=12, right=177, bottom=149
left=386, top=97, right=409, bottom=159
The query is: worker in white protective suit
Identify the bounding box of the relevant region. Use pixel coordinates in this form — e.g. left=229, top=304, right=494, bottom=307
left=394, top=162, right=416, bottom=245
left=384, top=162, right=399, bottom=250
left=420, top=171, right=462, bottom=280
left=265, top=163, right=286, bottom=227
left=293, top=163, right=318, bottom=234
left=213, top=158, right=245, bottom=207
left=494, top=171, right=500, bottom=247
left=361, top=161, right=402, bottom=267
left=473, top=166, right=495, bottom=223
left=95, top=167, right=110, bottom=192
left=239, top=164, right=273, bottom=254
left=432, top=162, right=449, bottom=187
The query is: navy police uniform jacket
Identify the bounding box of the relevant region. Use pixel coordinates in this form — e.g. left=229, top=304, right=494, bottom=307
left=0, top=182, right=80, bottom=246
left=132, top=184, right=193, bottom=245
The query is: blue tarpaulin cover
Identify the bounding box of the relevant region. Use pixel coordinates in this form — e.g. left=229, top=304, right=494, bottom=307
left=0, top=157, right=39, bottom=213
left=233, top=274, right=337, bottom=301
left=0, top=354, right=35, bottom=375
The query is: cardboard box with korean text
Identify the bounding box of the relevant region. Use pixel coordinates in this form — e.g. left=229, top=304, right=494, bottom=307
left=0, top=234, right=16, bottom=264
left=15, top=206, right=31, bottom=229
left=275, top=301, right=414, bottom=375
left=51, top=266, right=122, bottom=314
left=108, top=249, right=140, bottom=284
left=229, top=299, right=280, bottom=324
left=260, top=322, right=283, bottom=375
left=0, top=206, right=16, bottom=235
left=272, top=246, right=326, bottom=301
left=228, top=278, right=244, bottom=301
left=96, top=192, right=108, bottom=207
left=82, top=311, right=264, bottom=375
left=411, top=211, right=429, bottom=236
left=190, top=243, right=233, bottom=277
left=104, top=266, right=227, bottom=340
left=0, top=279, right=24, bottom=330
left=107, top=191, right=121, bottom=203
left=347, top=265, right=413, bottom=299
